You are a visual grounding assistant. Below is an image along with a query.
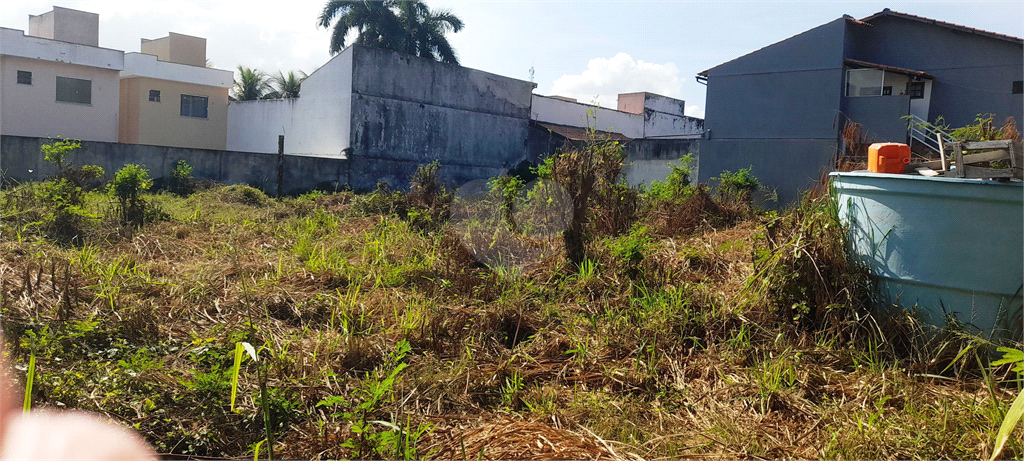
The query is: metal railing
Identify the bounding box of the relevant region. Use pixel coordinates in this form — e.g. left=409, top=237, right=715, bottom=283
left=907, top=114, right=951, bottom=155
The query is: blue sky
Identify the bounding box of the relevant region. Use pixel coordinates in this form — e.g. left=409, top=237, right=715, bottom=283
left=3, top=1, right=1021, bottom=118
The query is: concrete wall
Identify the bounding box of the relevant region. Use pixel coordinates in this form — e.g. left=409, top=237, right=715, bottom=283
left=0, top=55, right=121, bottom=142
left=0, top=135, right=349, bottom=195
left=28, top=7, right=99, bottom=47
left=848, top=14, right=1023, bottom=130
left=348, top=45, right=534, bottom=190
left=119, top=76, right=229, bottom=150
left=140, top=33, right=206, bottom=67
left=226, top=47, right=353, bottom=157
left=532, top=94, right=644, bottom=138
left=621, top=138, right=699, bottom=188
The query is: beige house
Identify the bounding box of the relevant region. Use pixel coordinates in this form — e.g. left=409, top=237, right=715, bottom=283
left=119, top=33, right=232, bottom=150
left=0, top=7, right=123, bottom=143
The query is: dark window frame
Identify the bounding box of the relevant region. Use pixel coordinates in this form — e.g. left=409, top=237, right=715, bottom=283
left=17, top=71, right=32, bottom=85
left=1013, top=81, right=1023, bottom=95
left=55, top=76, right=92, bottom=105
left=180, top=94, right=209, bottom=118
left=149, top=90, right=161, bottom=102
left=882, top=86, right=892, bottom=96
left=906, top=81, right=925, bottom=100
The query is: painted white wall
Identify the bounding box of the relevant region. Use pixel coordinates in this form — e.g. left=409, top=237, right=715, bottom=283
left=122, top=53, right=231, bottom=88
left=0, top=28, right=122, bottom=71
left=227, top=47, right=353, bottom=157
left=1, top=54, right=121, bottom=142
left=531, top=94, right=644, bottom=138
left=910, top=79, right=933, bottom=122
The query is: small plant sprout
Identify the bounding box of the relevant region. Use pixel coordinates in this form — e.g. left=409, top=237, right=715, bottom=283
left=230, top=341, right=258, bottom=413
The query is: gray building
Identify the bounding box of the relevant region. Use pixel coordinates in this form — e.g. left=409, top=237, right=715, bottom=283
left=698, top=9, right=1023, bottom=204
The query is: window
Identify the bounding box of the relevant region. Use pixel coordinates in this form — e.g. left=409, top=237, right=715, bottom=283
left=846, top=68, right=884, bottom=97
left=17, top=71, right=32, bottom=85
left=1014, top=81, right=1023, bottom=95
left=180, top=94, right=208, bottom=118
left=906, top=81, right=925, bottom=99
left=882, top=86, right=892, bottom=96
left=55, top=76, right=91, bottom=104
left=149, top=90, right=161, bottom=102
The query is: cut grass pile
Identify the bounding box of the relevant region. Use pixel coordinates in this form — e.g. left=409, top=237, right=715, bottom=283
left=0, top=177, right=1021, bottom=460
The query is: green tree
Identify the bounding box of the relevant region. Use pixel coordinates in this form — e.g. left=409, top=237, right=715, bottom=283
left=231, top=66, right=272, bottom=101
left=266, top=71, right=308, bottom=99
left=318, top=0, right=464, bottom=64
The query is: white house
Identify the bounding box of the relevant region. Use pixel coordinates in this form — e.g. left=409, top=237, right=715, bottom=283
left=0, top=7, right=124, bottom=143
left=530, top=91, right=703, bottom=140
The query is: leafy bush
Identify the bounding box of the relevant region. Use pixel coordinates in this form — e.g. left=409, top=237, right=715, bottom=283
left=714, top=167, right=760, bottom=202
left=169, top=160, right=196, bottom=196
left=41, top=138, right=82, bottom=179
left=33, top=178, right=97, bottom=244
left=608, top=224, right=653, bottom=279
left=108, top=164, right=162, bottom=225
left=647, top=154, right=695, bottom=203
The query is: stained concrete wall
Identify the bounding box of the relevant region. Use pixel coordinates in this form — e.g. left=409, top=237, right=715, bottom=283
left=622, top=139, right=699, bottom=188
left=532, top=94, right=644, bottom=138
left=348, top=45, right=534, bottom=190
left=1, top=135, right=349, bottom=196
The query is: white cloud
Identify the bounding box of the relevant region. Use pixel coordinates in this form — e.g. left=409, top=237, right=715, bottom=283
left=685, top=105, right=705, bottom=119
left=548, top=53, right=684, bottom=109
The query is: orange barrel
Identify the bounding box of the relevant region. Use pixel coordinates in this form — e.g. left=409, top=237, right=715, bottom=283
left=868, top=143, right=911, bottom=174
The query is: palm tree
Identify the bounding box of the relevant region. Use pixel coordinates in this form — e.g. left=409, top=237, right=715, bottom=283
left=231, top=66, right=272, bottom=101
left=318, top=0, right=464, bottom=64
left=266, top=71, right=308, bottom=99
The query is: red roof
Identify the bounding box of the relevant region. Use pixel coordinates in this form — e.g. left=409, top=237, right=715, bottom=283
left=861, top=9, right=1023, bottom=44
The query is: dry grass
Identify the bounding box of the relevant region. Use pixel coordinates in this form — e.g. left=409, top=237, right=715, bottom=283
left=1, top=184, right=1021, bottom=460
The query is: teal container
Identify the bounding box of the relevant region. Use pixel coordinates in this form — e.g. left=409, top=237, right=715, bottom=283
left=830, top=171, right=1022, bottom=340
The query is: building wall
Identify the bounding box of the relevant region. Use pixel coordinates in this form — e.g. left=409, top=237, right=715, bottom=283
left=847, top=15, right=1023, bottom=129
left=0, top=54, right=121, bottom=142
left=119, top=76, right=228, bottom=150
left=841, top=94, right=913, bottom=143
left=700, top=18, right=849, bottom=204
left=348, top=45, right=534, bottom=190
left=141, top=33, right=206, bottom=67
left=621, top=138, right=699, bottom=188
left=226, top=47, right=354, bottom=156
left=532, top=95, right=644, bottom=138
left=28, top=7, right=99, bottom=47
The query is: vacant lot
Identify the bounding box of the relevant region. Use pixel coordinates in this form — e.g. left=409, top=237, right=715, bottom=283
left=1, top=165, right=1021, bottom=459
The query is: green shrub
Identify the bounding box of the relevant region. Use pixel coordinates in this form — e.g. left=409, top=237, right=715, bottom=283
left=34, top=178, right=97, bottom=244
left=170, top=160, right=196, bottom=196
left=714, top=167, right=760, bottom=201
left=647, top=154, right=695, bottom=203
left=609, top=224, right=653, bottom=279
left=41, top=138, right=82, bottom=179
left=108, top=164, right=162, bottom=225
